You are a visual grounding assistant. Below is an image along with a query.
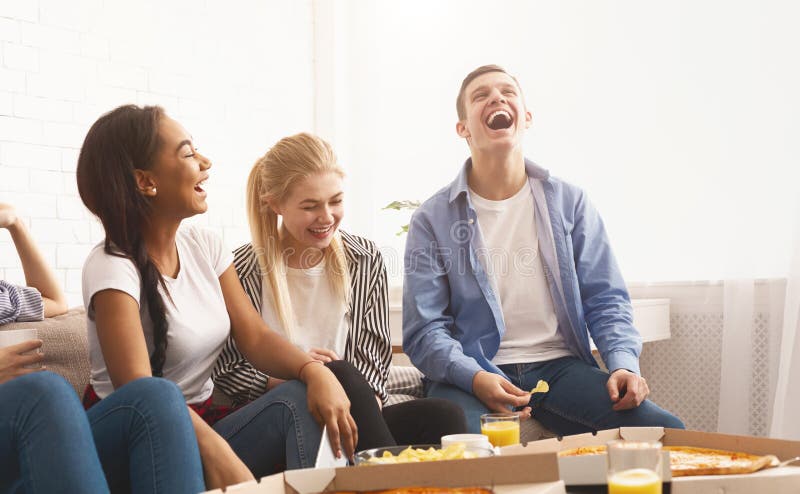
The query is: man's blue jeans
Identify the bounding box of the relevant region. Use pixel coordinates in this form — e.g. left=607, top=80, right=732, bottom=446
left=1, top=372, right=204, bottom=494
left=426, top=357, right=685, bottom=436
left=212, top=380, right=322, bottom=477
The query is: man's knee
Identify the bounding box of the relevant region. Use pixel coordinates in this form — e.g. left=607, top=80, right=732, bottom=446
left=654, top=409, right=685, bottom=430
left=624, top=402, right=686, bottom=430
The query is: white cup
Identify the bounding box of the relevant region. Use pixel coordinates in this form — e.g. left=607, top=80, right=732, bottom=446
left=0, top=328, right=41, bottom=368
left=441, top=433, right=492, bottom=450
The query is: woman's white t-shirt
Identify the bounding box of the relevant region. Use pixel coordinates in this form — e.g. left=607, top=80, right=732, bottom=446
left=259, top=260, right=349, bottom=357
left=82, top=226, right=233, bottom=404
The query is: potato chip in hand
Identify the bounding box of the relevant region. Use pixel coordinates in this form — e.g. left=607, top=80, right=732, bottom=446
left=530, top=380, right=549, bottom=395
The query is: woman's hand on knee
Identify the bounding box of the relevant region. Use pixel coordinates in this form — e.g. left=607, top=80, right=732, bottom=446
left=302, top=362, right=358, bottom=460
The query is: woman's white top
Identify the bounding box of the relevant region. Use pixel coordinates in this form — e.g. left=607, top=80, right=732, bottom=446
left=82, top=226, right=233, bottom=403
left=259, top=259, right=349, bottom=357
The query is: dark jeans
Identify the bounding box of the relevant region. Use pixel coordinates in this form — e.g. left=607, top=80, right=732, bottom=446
left=427, top=356, right=684, bottom=436
left=326, top=360, right=467, bottom=449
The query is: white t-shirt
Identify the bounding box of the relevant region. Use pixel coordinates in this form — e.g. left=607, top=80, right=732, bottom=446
left=82, top=226, right=233, bottom=404
left=260, top=260, right=349, bottom=357
left=470, top=184, right=572, bottom=365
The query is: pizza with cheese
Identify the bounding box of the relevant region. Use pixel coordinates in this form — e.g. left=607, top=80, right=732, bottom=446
left=558, top=445, right=778, bottom=477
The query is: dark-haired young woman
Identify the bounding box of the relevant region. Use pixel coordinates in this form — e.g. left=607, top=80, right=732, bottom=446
left=77, top=105, right=373, bottom=491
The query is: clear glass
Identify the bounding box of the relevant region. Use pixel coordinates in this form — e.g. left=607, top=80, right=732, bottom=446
left=606, top=440, right=663, bottom=494
left=479, top=413, right=520, bottom=447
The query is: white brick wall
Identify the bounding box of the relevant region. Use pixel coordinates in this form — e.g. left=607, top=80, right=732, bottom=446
left=0, top=0, right=315, bottom=307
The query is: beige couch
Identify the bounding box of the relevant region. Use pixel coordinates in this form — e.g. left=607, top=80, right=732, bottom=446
left=1, top=308, right=554, bottom=442
left=1, top=307, right=90, bottom=396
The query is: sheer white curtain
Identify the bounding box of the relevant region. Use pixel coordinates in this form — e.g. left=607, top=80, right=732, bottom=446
left=717, top=280, right=786, bottom=437
left=771, top=211, right=800, bottom=439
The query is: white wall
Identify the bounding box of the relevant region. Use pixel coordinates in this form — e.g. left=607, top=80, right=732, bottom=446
left=322, top=0, right=800, bottom=285
left=2, top=1, right=799, bottom=305
left=0, top=0, right=315, bottom=307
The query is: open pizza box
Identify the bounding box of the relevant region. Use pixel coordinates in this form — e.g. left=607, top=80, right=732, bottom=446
left=501, top=426, right=800, bottom=494
left=202, top=452, right=566, bottom=494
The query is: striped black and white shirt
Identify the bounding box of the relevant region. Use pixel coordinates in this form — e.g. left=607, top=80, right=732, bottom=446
left=0, top=280, right=44, bottom=325
left=212, top=230, right=393, bottom=405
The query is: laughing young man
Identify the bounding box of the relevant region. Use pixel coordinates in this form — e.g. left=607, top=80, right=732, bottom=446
left=402, top=65, right=684, bottom=435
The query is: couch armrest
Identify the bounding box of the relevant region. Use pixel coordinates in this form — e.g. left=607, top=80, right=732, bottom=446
left=1, top=307, right=89, bottom=396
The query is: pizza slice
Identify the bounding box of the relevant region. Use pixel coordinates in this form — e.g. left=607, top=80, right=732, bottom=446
left=557, top=444, right=779, bottom=477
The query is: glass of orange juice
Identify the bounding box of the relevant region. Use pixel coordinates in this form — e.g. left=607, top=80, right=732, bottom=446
left=479, top=413, right=520, bottom=447
left=606, top=440, right=663, bottom=494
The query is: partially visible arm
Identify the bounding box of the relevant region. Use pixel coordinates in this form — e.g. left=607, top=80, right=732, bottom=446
left=350, top=248, right=392, bottom=404
left=212, top=246, right=277, bottom=404
left=570, top=190, right=642, bottom=375
left=0, top=204, right=67, bottom=317
left=0, top=280, right=43, bottom=324
left=569, top=190, right=648, bottom=410
left=402, top=211, right=483, bottom=392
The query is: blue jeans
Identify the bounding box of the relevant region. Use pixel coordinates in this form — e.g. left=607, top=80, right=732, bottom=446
left=1, top=372, right=108, bottom=494
left=426, top=356, right=685, bottom=436
left=87, top=377, right=205, bottom=493
left=212, top=380, right=322, bottom=477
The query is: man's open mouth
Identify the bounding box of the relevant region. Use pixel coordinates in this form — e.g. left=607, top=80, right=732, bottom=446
left=486, top=110, right=513, bottom=130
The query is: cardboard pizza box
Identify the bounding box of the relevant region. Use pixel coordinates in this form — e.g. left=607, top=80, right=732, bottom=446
left=501, top=427, right=800, bottom=494
left=202, top=451, right=566, bottom=493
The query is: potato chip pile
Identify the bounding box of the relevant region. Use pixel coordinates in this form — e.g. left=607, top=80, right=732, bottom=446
left=362, top=443, right=479, bottom=465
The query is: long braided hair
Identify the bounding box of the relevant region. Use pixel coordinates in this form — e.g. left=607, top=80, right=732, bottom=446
left=76, top=104, right=171, bottom=376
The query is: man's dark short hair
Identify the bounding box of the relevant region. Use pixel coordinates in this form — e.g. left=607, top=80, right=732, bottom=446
left=456, top=64, right=522, bottom=121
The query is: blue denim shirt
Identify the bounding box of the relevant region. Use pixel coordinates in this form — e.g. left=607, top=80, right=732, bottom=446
left=402, top=158, right=642, bottom=393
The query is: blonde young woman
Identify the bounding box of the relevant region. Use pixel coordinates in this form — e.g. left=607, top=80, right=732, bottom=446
left=214, top=133, right=466, bottom=448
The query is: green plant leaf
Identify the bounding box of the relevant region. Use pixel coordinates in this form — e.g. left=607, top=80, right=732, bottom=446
left=383, top=200, right=421, bottom=211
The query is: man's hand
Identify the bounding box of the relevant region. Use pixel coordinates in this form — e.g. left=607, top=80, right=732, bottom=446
left=607, top=369, right=649, bottom=411
left=0, top=339, right=45, bottom=384
left=308, top=347, right=340, bottom=363
left=472, top=371, right=532, bottom=417
left=0, top=203, right=19, bottom=230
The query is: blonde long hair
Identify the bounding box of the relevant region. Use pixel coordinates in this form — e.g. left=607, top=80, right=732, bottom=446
left=246, top=133, right=350, bottom=339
